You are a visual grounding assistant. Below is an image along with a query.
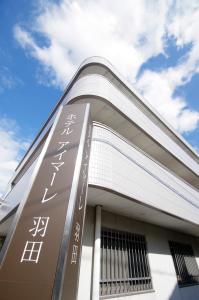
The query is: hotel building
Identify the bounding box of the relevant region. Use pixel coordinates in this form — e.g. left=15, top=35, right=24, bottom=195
left=0, top=57, right=199, bottom=300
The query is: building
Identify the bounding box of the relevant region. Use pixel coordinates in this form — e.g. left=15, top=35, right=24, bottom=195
left=0, top=57, right=199, bottom=300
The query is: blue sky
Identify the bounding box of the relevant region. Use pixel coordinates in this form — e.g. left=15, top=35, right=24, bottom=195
left=0, top=0, right=199, bottom=195
left=0, top=0, right=62, bottom=139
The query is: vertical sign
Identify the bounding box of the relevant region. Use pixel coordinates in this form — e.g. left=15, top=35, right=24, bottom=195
left=0, top=103, right=92, bottom=300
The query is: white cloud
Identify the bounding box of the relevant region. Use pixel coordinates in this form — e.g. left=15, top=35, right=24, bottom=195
left=0, top=117, right=30, bottom=197
left=136, top=69, right=199, bottom=133
left=136, top=0, right=199, bottom=133
left=0, top=67, right=23, bottom=94
left=13, top=0, right=199, bottom=134
left=13, top=0, right=170, bottom=86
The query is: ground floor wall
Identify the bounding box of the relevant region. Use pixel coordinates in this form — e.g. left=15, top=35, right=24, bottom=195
left=77, top=206, right=199, bottom=300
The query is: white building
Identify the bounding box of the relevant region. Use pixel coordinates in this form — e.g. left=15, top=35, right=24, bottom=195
left=0, top=57, right=199, bottom=300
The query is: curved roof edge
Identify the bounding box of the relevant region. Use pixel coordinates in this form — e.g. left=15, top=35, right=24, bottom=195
left=77, top=56, right=199, bottom=161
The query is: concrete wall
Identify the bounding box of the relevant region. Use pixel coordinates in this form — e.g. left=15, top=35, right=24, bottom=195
left=78, top=206, right=199, bottom=300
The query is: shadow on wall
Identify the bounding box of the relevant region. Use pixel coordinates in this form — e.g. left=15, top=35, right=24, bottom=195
left=169, top=284, right=199, bottom=300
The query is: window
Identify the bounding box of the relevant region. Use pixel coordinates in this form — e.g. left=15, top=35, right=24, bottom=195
left=0, top=236, right=6, bottom=251
left=100, top=228, right=152, bottom=297
left=169, top=241, right=199, bottom=287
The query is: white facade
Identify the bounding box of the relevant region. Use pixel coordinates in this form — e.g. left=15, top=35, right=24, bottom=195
left=0, top=57, right=199, bottom=300
left=78, top=207, right=199, bottom=300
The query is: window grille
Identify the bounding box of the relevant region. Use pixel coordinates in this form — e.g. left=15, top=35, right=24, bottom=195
left=169, top=241, right=199, bottom=287
left=100, top=228, right=152, bottom=296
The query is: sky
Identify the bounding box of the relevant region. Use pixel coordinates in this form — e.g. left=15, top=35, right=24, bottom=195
left=0, top=0, right=199, bottom=196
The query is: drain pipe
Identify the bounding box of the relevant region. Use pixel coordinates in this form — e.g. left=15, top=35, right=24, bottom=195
left=92, top=205, right=102, bottom=300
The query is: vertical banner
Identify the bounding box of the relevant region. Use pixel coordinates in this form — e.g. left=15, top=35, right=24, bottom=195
left=0, top=103, right=92, bottom=300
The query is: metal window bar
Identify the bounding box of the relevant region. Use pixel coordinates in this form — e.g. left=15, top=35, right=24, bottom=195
left=100, top=228, right=152, bottom=296
left=169, top=241, right=199, bottom=287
